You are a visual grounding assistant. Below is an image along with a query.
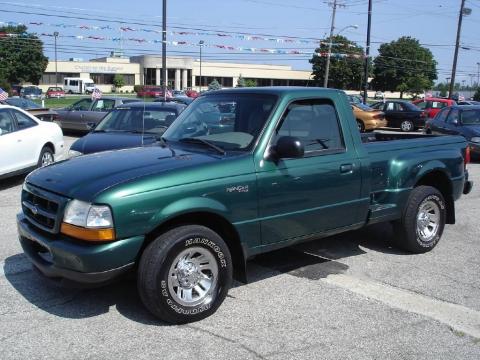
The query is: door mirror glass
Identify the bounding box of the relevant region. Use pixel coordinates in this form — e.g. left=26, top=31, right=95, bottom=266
left=271, top=136, right=304, bottom=159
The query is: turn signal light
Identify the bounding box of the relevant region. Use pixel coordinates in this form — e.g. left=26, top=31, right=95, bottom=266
left=60, top=222, right=115, bottom=242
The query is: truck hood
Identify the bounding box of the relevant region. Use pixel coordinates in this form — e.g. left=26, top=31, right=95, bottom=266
left=70, top=132, right=158, bottom=154
left=26, top=146, right=223, bottom=200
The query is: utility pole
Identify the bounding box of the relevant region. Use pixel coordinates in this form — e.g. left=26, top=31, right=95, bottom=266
left=477, top=62, right=480, bottom=88
left=53, top=31, right=59, bottom=89
left=198, top=40, right=204, bottom=93
left=363, top=0, right=372, bottom=104
left=323, top=0, right=338, bottom=88
left=448, top=0, right=466, bottom=99
left=162, top=0, right=167, bottom=101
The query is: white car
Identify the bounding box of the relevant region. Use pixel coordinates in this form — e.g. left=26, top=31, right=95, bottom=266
left=0, top=105, right=64, bottom=179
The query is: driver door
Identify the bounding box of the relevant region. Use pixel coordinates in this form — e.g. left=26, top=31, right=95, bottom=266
left=62, top=98, right=93, bottom=131
left=255, top=98, right=364, bottom=244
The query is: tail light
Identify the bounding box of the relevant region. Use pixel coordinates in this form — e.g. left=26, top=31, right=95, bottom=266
left=372, top=113, right=384, bottom=120
left=464, top=146, right=471, bottom=167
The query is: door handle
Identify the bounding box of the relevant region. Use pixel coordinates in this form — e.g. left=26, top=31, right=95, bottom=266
left=340, top=164, right=354, bottom=173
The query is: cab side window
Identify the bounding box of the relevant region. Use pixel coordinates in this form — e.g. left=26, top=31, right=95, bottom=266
left=0, top=109, right=15, bottom=134
left=435, top=108, right=449, bottom=123
left=274, top=99, right=344, bottom=154
left=446, top=109, right=459, bottom=124
left=92, top=99, right=116, bottom=111
left=11, top=110, right=37, bottom=130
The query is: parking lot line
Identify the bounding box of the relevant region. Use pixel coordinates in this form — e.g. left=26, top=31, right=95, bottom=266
left=323, top=273, right=480, bottom=339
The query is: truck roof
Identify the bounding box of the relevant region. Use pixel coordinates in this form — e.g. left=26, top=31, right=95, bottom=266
left=204, top=86, right=342, bottom=97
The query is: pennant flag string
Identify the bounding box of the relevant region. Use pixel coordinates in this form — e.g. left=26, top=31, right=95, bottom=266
left=0, top=20, right=356, bottom=47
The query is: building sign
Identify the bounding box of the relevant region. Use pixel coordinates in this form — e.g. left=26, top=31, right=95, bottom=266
left=73, top=65, right=124, bottom=74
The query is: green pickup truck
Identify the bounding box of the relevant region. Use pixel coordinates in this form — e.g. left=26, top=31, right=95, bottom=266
left=18, top=87, right=473, bottom=324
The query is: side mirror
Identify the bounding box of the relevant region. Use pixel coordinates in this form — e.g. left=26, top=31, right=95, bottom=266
left=269, top=136, right=304, bottom=160
left=86, top=122, right=96, bottom=131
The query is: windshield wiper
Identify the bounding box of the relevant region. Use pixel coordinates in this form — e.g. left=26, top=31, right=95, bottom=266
left=178, top=137, right=225, bottom=155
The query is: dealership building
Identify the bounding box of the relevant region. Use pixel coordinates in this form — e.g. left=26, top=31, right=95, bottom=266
left=39, top=55, right=313, bottom=92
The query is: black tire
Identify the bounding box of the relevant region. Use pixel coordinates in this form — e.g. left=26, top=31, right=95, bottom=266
left=37, top=146, right=54, bottom=168
left=138, top=225, right=233, bottom=324
left=400, top=120, right=414, bottom=132
left=392, top=186, right=446, bottom=253
left=357, top=120, right=365, bottom=133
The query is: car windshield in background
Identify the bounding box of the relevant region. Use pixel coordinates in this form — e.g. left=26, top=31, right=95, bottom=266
left=6, top=98, right=41, bottom=109
left=354, top=103, right=374, bottom=111
left=461, top=110, right=480, bottom=125
left=95, top=108, right=178, bottom=134
left=163, top=93, right=277, bottom=152
left=48, top=87, right=62, bottom=91
left=23, top=87, right=41, bottom=95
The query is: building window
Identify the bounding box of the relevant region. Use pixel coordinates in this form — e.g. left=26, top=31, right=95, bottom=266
left=187, top=70, right=192, bottom=88
left=194, top=76, right=233, bottom=87
left=144, top=68, right=156, bottom=85
left=40, top=73, right=80, bottom=85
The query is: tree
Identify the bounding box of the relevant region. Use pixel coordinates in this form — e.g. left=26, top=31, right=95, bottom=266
left=0, top=25, right=48, bottom=84
left=309, top=35, right=366, bottom=90
left=237, top=74, right=246, bottom=87
left=473, top=88, right=480, bottom=101
left=208, top=78, right=222, bottom=91
left=113, top=74, right=125, bottom=91
left=244, top=79, right=257, bottom=87
left=372, top=36, right=437, bottom=98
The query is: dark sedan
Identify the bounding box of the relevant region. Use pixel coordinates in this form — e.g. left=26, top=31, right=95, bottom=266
left=425, top=105, right=480, bottom=158
left=68, top=102, right=186, bottom=157
left=370, top=100, right=426, bottom=132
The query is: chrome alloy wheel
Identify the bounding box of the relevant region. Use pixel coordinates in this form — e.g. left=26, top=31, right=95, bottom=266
left=401, top=121, right=413, bottom=132
left=41, top=152, right=54, bottom=167
left=416, top=200, right=440, bottom=243
left=168, top=247, right=218, bottom=307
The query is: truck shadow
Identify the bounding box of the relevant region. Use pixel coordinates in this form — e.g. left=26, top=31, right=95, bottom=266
left=3, top=222, right=408, bottom=325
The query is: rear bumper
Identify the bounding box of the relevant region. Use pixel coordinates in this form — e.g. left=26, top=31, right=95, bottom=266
left=17, top=213, right=144, bottom=286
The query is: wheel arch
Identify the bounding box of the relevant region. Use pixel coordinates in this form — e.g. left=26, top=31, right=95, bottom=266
left=142, top=211, right=248, bottom=283
left=414, top=169, right=455, bottom=224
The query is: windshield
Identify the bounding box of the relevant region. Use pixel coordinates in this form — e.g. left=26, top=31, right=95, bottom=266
left=347, top=95, right=362, bottom=104
left=6, top=98, right=41, bottom=109
left=85, top=82, right=94, bottom=88
left=48, top=87, right=62, bottom=92
left=23, top=87, right=42, bottom=95
left=162, top=93, right=277, bottom=151
left=461, top=110, right=480, bottom=125
left=95, top=107, right=178, bottom=134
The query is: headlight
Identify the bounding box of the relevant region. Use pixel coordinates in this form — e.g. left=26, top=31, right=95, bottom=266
left=470, top=137, right=480, bottom=144
left=62, top=200, right=115, bottom=241
left=68, top=149, right=83, bottom=158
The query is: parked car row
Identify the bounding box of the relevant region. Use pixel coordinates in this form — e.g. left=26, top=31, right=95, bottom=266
left=0, top=98, right=58, bottom=122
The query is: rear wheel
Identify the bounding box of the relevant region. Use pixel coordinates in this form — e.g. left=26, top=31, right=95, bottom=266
left=138, top=225, right=232, bottom=324
left=400, top=120, right=414, bottom=132
left=37, top=146, right=54, bottom=168
left=356, top=120, right=365, bottom=132
left=392, top=186, right=446, bottom=253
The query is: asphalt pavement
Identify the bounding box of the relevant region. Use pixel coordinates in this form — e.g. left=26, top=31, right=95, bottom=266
left=1, top=135, right=479, bottom=359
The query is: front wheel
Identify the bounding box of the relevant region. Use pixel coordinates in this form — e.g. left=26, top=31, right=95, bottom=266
left=392, top=186, right=446, bottom=253
left=138, top=225, right=233, bottom=324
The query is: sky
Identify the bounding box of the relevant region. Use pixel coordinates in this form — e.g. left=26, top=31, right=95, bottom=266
left=1, top=0, right=480, bottom=84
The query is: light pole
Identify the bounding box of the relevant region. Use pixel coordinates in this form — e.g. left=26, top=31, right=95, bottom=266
left=198, top=40, right=204, bottom=92
left=323, top=24, right=358, bottom=88
left=53, top=31, right=59, bottom=88
left=477, top=62, right=480, bottom=88
left=363, top=0, right=373, bottom=104
left=162, top=0, right=167, bottom=101
left=448, top=0, right=467, bottom=99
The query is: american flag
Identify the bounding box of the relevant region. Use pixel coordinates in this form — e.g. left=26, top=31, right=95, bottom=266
left=91, top=87, right=102, bottom=100
left=0, top=87, right=8, bottom=101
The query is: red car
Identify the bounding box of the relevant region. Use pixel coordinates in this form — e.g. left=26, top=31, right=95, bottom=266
left=46, top=87, right=65, bottom=99
left=137, top=86, right=165, bottom=98
left=184, top=89, right=199, bottom=98
left=412, top=98, right=456, bottom=119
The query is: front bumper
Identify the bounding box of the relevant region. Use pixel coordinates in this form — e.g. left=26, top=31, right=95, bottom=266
left=17, top=213, right=144, bottom=286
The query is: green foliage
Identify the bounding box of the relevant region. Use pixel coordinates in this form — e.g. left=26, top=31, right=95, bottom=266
left=208, top=78, right=222, bottom=91
left=372, top=36, right=437, bottom=97
left=309, top=35, right=366, bottom=89
left=237, top=74, right=246, bottom=87
left=133, top=85, right=144, bottom=93
left=113, top=74, right=125, bottom=89
left=0, top=80, right=11, bottom=94
left=244, top=79, right=257, bottom=87
left=0, top=25, right=48, bottom=85
left=473, top=88, right=480, bottom=101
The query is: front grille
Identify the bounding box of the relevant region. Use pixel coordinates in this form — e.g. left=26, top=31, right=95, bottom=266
left=22, top=184, right=67, bottom=234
